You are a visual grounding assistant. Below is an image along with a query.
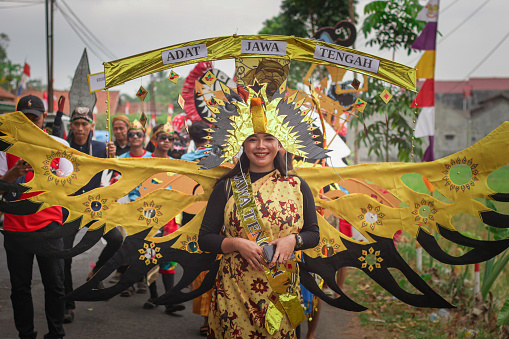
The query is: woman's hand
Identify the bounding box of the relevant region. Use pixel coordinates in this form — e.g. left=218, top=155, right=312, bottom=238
left=231, top=237, right=265, bottom=271
left=269, top=234, right=297, bottom=267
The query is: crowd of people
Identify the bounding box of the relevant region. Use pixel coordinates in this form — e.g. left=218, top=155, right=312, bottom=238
left=2, top=93, right=333, bottom=339
left=0, top=94, right=218, bottom=338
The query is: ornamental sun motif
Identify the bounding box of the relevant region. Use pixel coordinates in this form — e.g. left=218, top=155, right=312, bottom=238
left=314, top=237, right=341, bottom=257
left=412, top=199, right=437, bottom=225
left=179, top=234, right=199, bottom=253
left=137, top=200, right=163, bottom=226
left=358, top=204, right=384, bottom=230
left=138, top=242, right=162, bottom=265
left=442, top=157, right=479, bottom=192
left=83, top=194, right=108, bottom=218
left=42, top=150, right=79, bottom=186
left=358, top=247, right=383, bottom=272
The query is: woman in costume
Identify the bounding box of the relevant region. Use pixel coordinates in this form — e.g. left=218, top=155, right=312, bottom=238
left=198, top=127, right=320, bottom=337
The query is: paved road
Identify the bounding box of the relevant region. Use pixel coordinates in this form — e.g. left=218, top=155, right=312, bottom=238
left=0, top=230, right=356, bottom=338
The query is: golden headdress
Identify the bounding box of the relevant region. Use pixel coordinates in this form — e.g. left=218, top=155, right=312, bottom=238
left=154, top=122, right=174, bottom=136
left=199, top=60, right=328, bottom=170
left=129, top=119, right=145, bottom=131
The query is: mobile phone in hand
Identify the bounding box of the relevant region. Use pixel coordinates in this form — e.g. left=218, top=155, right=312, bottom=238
left=263, top=244, right=295, bottom=262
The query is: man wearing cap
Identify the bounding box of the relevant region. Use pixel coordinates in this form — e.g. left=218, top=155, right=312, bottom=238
left=62, top=107, right=122, bottom=323
left=0, top=94, right=68, bottom=339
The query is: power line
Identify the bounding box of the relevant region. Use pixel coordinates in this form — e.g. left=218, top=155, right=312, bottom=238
left=54, top=3, right=107, bottom=61
left=407, top=0, right=491, bottom=66
left=58, top=0, right=117, bottom=60
left=438, top=0, right=490, bottom=45
left=440, top=0, right=462, bottom=14
left=464, top=29, right=509, bottom=80
left=443, top=28, right=509, bottom=93
left=0, top=0, right=43, bottom=3
left=55, top=1, right=116, bottom=60
left=0, top=1, right=42, bottom=9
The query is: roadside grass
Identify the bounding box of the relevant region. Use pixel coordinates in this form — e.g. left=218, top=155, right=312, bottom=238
left=348, top=166, right=509, bottom=337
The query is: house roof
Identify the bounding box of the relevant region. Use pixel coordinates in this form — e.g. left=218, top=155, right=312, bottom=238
left=115, top=101, right=173, bottom=115
left=18, top=89, right=119, bottom=114
left=417, top=78, right=509, bottom=94
left=0, top=87, right=16, bottom=102
left=471, top=93, right=509, bottom=114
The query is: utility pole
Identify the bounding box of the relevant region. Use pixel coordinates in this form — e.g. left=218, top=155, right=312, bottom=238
left=45, top=0, right=54, bottom=112
left=350, top=0, right=360, bottom=165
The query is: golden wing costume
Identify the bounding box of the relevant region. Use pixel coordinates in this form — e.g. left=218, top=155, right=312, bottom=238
left=0, top=35, right=507, bottom=314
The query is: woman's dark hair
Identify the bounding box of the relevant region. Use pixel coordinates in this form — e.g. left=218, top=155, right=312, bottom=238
left=216, top=151, right=293, bottom=185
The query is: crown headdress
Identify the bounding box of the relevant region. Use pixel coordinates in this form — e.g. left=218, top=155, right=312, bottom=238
left=129, top=119, right=145, bottom=131
left=199, top=75, right=328, bottom=170
left=154, top=122, right=173, bottom=135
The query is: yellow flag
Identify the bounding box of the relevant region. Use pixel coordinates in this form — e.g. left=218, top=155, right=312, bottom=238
left=416, top=51, right=436, bottom=79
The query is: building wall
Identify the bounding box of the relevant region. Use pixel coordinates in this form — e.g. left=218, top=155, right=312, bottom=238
left=348, top=89, right=509, bottom=164
left=434, top=90, right=509, bottom=159
left=471, top=99, right=509, bottom=144
left=434, top=100, right=469, bottom=159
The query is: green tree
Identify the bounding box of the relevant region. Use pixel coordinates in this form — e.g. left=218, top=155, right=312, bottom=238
left=27, top=78, right=45, bottom=90
left=260, top=0, right=352, bottom=37
left=362, top=0, right=425, bottom=60
left=0, top=33, right=22, bottom=92
left=352, top=0, right=426, bottom=162
left=121, top=71, right=185, bottom=116
left=259, top=0, right=352, bottom=88
left=352, top=78, right=422, bottom=162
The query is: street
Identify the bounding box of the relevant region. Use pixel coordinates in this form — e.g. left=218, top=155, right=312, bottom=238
left=0, top=229, right=358, bottom=338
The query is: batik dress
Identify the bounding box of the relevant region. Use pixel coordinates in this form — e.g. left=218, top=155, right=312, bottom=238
left=208, top=170, right=307, bottom=338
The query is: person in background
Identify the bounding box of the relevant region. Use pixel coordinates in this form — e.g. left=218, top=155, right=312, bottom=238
left=50, top=96, right=67, bottom=139
left=129, top=123, right=185, bottom=314
left=118, top=120, right=152, bottom=159
left=181, top=121, right=212, bottom=336
left=117, top=119, right=152, bottom=297
left=104, top=115, right=131, bottom=284
left=63, top=107, right=123, bottom=323
left=112, top=115, right=130, bottom=156
left=1, top=95, right=68, bottom=339
left=181, top=121, right=210, bottom=163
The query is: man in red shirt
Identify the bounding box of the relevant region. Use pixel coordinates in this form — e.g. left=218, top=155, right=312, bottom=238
left=1, top=95, right=67, bottom=339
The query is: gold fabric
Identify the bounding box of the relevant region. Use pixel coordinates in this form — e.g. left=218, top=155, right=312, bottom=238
left=192, top=271, right=212, bottom=317
left=208, top=171, right=305, bottom=338
left=103, top=35, right=416, bottom=91
left=1, top=111, right=508, bottom=281
left=250, top=102, right=267, bottom=133
left=0, top=112, right=228, bottom=249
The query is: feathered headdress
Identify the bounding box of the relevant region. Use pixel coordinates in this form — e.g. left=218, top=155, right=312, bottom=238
left=198, top=60, right=328, bottom=170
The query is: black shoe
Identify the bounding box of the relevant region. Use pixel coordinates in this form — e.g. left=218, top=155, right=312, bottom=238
left=120, top=286, right=135, bottom=297
left=63, top=309, right=75, bottom=324
left=165, top=304, right=185, bottom=314
left=136, top=281, right=147, bottom=294
left=143, top=298, right=157, bottom=309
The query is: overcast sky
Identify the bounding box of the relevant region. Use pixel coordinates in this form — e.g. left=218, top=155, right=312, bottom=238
left=2, top=0, right=508, bottom=96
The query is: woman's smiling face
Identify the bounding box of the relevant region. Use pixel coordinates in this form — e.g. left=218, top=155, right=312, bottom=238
left=243, top=133, right=280, bottom=172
